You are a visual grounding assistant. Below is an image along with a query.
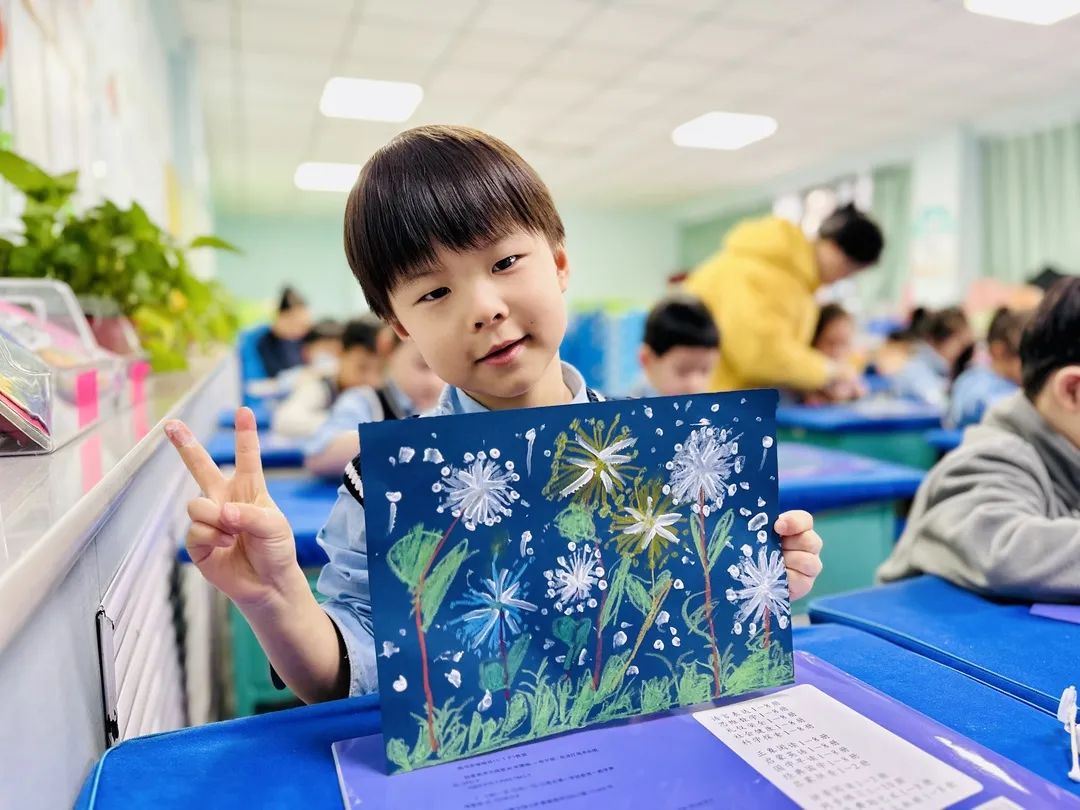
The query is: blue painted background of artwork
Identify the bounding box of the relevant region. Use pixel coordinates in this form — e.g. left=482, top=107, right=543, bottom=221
left=359, top=389, right=793, bottom=773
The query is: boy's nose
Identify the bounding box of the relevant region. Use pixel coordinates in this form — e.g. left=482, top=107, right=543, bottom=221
left=470, top=285, right=509, bottom=331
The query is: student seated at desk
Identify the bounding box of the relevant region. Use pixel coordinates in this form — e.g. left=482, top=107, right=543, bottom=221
left=946, top=307, right=1030, bottom=430
left=890, top=306, right=973, bottom=409
left=879, top=278, right=1080, bottom=600
left=302, top=333, right=443, bottom=477
left=802, top=304, right=866, bottom=404
left=255, top=287, right=312, bottom=379
left=163, top=126, right=824, bottom=703
left=628, top=294, right=719, bottom=398
left=272, top=319, right=384, bottom=439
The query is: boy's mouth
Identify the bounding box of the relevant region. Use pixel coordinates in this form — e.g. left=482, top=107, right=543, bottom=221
left=478, top=336, right=528, bottom=365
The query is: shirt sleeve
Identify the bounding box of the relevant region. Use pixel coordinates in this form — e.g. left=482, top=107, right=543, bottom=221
left=316, top=487, right=379, bottom=696
left=304, top=387, right=377, bottom=457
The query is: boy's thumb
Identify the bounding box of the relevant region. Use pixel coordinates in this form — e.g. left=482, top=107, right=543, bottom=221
left=221, top=502, right=282, bottom=538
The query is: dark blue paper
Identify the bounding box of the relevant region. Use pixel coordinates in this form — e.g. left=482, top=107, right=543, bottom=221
left=359, top=390, right=791, bottom=772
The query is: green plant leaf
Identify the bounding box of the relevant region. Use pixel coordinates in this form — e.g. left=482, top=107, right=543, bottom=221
left=419, top=539, right=472, bottom=631
left=0, top=149, right=51, bottom=193
left=466, top=711, right=483, bottom=749
left=707, top=508, right=735, bottom=571
left=595, top=652, right=628, bottom=702
left=386, top=524, right=444, bottom=590
left=599, top=556, right=629, bottom=629
left=650, top=570, right=673, bottom=601
left=386, top=737, right=411, bottom=771
left=505, top=632, right=531, bottom=684
left=552, top=616, right=592, bottom=672
left=502, top=693, right=528, bottom=735
left=189, top=234, right=241, bottom=252
left=625, top=575, right=651, bottom=617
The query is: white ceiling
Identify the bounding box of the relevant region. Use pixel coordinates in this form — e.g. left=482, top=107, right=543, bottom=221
left=177, top=0, right=1080, bottom=215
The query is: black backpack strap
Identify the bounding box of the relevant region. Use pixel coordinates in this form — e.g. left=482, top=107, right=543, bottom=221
left=342, top=452, right=364, bottom=506
left=374, top=386, right=404, bottom=421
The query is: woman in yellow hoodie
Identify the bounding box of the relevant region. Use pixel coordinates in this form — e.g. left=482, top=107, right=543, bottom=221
left=685, top=204, right=884, bottom=396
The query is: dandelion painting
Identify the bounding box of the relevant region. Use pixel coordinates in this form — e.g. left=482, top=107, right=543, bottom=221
left=360, top=389, right=791, bottom=774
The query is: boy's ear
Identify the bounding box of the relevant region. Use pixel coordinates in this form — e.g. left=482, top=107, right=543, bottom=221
left=387, top=319, right=410, bottom=343
left=1053, top=366, right=1080, bottom=411
left=553, top=243, right=571, bottom=293
left=639, top=345, right=655, bottom=370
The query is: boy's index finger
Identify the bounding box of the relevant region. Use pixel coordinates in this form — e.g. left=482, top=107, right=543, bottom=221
left=164, top=420, right=227, bottom=500
left=232, top=407, right=267, bottom=484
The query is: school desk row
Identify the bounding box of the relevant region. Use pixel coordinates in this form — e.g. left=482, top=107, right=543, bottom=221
left=76, top=602, right=1080, bottom=808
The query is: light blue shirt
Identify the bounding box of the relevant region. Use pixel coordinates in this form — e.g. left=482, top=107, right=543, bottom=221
left=891, top=343, right=951, bottom=409
left=303, top=382, right=414, bottom=458
left=626, top=377, right=658, bottom=399
left=946, top=365, right=1018, bottom=429
left=316, top=362, right=594, bottom=695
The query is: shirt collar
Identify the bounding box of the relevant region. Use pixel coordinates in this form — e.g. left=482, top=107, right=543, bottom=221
left=440, top=361, right=589, bottom=416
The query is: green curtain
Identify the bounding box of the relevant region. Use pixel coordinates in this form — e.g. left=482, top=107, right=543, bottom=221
left=677, top=201, right=772, bottom=270
left=858, top=164, right=912, bottom=311
left=981, top=122, right=1080, bottom=283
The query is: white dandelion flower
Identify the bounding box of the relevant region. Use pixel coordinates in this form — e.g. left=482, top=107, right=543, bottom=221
left=437, top=454, right=520, bottom=530
left=545, top=547, right=603, bottom=606
left=665, top=426, right=738, bottom=512
left=728, top=547, right=790, bottom=638
left=618, top=496, right=682, bottom=554
left=558, top=433, right=638, bottom=498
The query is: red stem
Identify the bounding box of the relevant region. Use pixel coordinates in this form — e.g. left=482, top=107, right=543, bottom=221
left=698, top=490, right=722, bottom=698
left=413, top=513, right=461, bottom=754
left=763, top=608, right=771, bottom=650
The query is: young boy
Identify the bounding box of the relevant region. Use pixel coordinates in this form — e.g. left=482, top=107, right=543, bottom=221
left=629, top=294, right=720, bottom=398
left=271, top=318, right=384, bottom=438
left=945, top=307, right=1030, bottom=429
left=890, top=306, right=974, bottom=409
left=878, top=278, right=1080, bottom=600
left=303, top=334, right=444, bottom=477
left=164, top=126, right=824, bottom=703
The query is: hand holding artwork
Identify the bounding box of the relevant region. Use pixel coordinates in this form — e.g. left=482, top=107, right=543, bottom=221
left=776, top=510, right=823, bottom=602
left=165, top=407, right=306, bottom=612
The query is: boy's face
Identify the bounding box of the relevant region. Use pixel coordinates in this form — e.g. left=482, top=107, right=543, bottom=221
left=640, top=345, right=718, bottom=397
left=386, top=229, right=569, bottom=405
left=337, top=346, right=383, bottom=391
left=388, top=340, right=444, bottom=413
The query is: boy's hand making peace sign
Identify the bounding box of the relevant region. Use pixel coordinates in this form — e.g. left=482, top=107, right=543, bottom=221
left=165, top=407, right=304, bottom=612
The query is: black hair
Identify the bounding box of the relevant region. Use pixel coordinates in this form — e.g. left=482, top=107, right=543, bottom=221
left=1027, top=265, right=1066, bottom=293
left=986, top=307, right=1030, bottom=355
left=278, top=286, right=307, bottom=313
left=812, top=303, right=852, bottom=347
left=817, top=203, right=884, bottom=265
left=643, top=295, right=720, bottom=356
left=341, top=317, right=383, bottom=353
left=344, top=125, right=565, bottom=319
left=301, top=319, right=343, bottom=346
left=923, top=306, right=970, bottom=344
left=1020, top=277, right=1080, bottom=399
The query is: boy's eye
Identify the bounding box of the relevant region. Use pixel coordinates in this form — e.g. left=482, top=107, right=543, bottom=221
left=493, top=255, right=519, bottom=272
left=419, top=287, right=450, bottom=303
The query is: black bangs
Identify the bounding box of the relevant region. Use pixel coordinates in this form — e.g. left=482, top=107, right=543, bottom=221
left=344, top=126, right=564, bottom=319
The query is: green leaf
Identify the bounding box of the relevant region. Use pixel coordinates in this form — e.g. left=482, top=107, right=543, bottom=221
left=641, top=676, right=674, bottom=715
left=595, top=652, right=628, bottom=702
left=505, top=632, right=530, bottom=685
left=386, top=524, right=444, bottom=590
left=480, top=660, right=506, bottom=693
left=189, top=234, right=241, bottom=252
left=552, top=617, right=592, bottom=672
left=467, top=711, right=483, bottom=749
left=599, top=556, right=629, bottom=629
left=625, top=575, right=651, bottom=617
left=478, top=632, right=532, bottom=693
left=650, top=570, right=673, bottom=601
left=707, top=509, right=735, bottom=571
left=386, top=737, right=411, bottom=771
left=409, top=721, right=433, bottom=766
left=419, top=539, right=472, bottom=631
left=0, top=150, right=51, bottom=193
left=503, top=693, right=528, bottom=735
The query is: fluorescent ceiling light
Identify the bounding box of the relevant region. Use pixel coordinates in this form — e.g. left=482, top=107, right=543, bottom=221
left=294, top=162, right=361, bottom=193
left=319, top=77, right=423, bottom=122
left=672, top=111, right=778, bottom=151
left=964, top=0, right=1080, bottom=25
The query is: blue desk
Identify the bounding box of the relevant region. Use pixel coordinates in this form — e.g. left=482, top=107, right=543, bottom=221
left=926, top=427, right=963, bottom=455
left=205, top=430, right=305, bottom=469
left=778, top=443, right=923, bottom=608
left=75, top=625, right=1078, bottom=808
left=777, top=399, right=942, bottom=469
left=809, top=576, right=1080, bottom=715
left=216, top=401, right=272, bottom=431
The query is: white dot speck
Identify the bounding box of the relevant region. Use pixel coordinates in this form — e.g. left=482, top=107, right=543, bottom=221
left=762, top=436, right=775, bottom=449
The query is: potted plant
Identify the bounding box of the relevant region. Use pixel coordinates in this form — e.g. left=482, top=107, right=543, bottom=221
left=0, top=148, right=241, bottom=371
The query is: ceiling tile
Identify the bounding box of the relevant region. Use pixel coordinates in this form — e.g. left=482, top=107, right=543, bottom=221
left=471, top=0, right=600, bottom=41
